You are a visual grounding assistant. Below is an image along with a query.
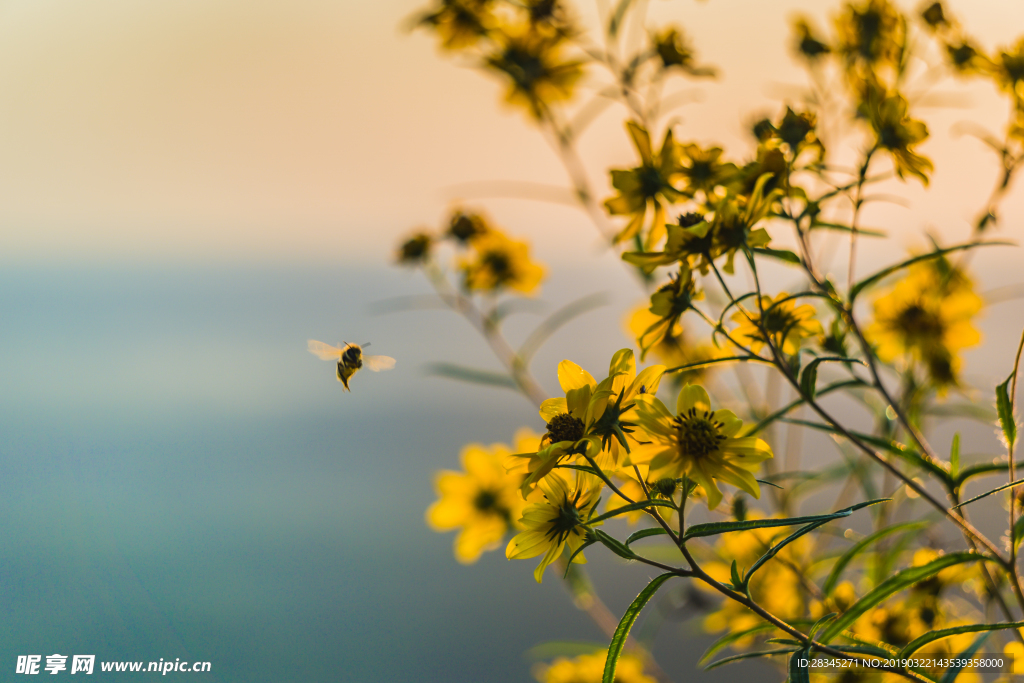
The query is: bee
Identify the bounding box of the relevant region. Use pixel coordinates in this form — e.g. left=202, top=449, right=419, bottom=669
left=307, top=340, right=396, bottom=391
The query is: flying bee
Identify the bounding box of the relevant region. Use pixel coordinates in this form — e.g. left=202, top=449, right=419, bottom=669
left=307, top=340, right=396, bottom=391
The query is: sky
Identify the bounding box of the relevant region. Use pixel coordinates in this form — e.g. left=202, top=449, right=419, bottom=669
left=0, top=0, right=1022, bottom=265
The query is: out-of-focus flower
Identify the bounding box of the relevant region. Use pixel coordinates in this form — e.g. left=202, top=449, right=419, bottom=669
left=834, top=0, right=906, bottom=87
left=628, top=304, right=725, bottom=384
left=652, top=27, right=715, bottom=77
left=631, top=384, right=773, bottom=509
left=731, top=292, right=823, bottom=356
left=792, top=18, right=831, bottom=61
left=484, top=25, right=583, bottom=120
left=446, top=209, right=490, bottom=244
left=707, top=184, right=775, bottom=274
left=534, top=651, right=656, bottom=683
left=678, top=143, right=737, bottom=201
left=861, top=89, right=933, bottom=185
left=426, top=429, right=543, bottom=563
left=460, top=230, right=545, bottom=294
left=506, top=471, right=601, bottom=582
left=416, top=0, right=495, bottom=51
left=631, top=265, right=702, bottom=358
left=994, top=38, right=1024, bottom=103
left=865, top=258, right=982, bottom=389
left=396, top=232, right=434, bottom=265
left=622, top=212, right=713, bottom=274
left=604, top=121, right=684, bottom=246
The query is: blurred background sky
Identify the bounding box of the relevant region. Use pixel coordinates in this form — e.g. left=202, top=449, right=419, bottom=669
left=1, top=1, right=1024, bottom=681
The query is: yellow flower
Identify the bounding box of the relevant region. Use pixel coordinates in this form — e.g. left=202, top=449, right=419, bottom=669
left=792, top=17, right=831, bottom=61
left=506, top=471, right=602, bottom=583
left=865, top=259, right=982, bottom=388
left=622, top=212, right=714, bottom=274
left=534, top=651, right=656, bottom=683
left=484, top=24, right=583, bottom=120
left=631, top=385, right=773, bottom=509
left=515, top=350, right=666, bottom=491
left=426, top=429, right=543, bottom=563
left=1005, top=642, right=1024, bottom=675
left=677, top=143, right=737, bottom=201
left=627, top=304, right=725, bottom=383
left=445, top=209, right=490, bottom=244
left=706, top=187, right=775, bottom=274
left=459, top=230, right=545, bottom=294
left=702, top=516, right=807, bottom=639
left=861, top=88, right=933, bottom=185
left=604, top=121, right=685, bottom=246
left=652, top=27, right=714, bottom=78
left=396, top=231, right=434, bottom=265
left=415, top=0, right=494, bottom=51
left=834, top=0, right=906, bottom=87
left=730, top=292, right=823, bottom=356
left=629, top=265, right=702, bottom=358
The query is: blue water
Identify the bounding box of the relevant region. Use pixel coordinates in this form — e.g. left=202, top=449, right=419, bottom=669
left=0, top=263, right=773, bottom=682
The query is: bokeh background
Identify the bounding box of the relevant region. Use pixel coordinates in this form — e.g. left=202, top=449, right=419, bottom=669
left=1, top=0, right=1024, bottom=681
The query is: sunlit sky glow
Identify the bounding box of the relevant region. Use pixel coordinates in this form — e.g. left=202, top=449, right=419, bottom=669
left=0, top=0, right=1021, bottom=264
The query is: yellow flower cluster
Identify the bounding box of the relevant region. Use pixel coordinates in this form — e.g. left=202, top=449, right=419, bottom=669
left=396, top=208, right=546, bottom=296
left=533, top=651, right=656, bottom=683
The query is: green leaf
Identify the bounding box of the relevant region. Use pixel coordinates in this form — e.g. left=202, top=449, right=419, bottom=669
left=949, top=433, right=960, bottom=480
left=997, top=374, right=1018, bottom=453
left=704, top=648, right=799, bottom=670
left=747, top=379, right=866, bottom=435
left=519, top=292, right=609, bottom=363
left=698, top=621, right=813, bottom=666
left=665, top=355, right=772, bottom=375
left=743, top=520, right=831, bottom=587
left=592, top=529, right=637, bottom=560
left=603, top=573, right=675, bottom=683
left=681, top=499, right=888, bottom=542
left=900, top=621, right=1024, bottom=658
left=938, top=632, right=989, bottom=683
left=809, top=613, right=837, bottom=638
left=607, top=0, right=634, bottom=37
left=818, top=552, right=997, bottom=644
left=849, top=241, right=1012, bottom=302
left=425, top=363, right=517, bottom=389
left=956, top=459, right=1024, bottom=486
left=953, top=477, right=1024, bottom=508
left=799, top=361, right=818, bottom=400
left=587, top=500, right=676, bottom=526
left=822, top=521, right=930, bottom=596
left=564, top=538, right=597, bottom=577
left=624, top=528, right=668, bottom=546
left=752, top=247, right=801, bottom=265
left=1014, top=516, right=1024, bottom=550
left=789, top=648, right=810, bottom=683
left=730, top=560, right=743, bottom=590
left=756, top=478, right=784, bottom=490
left=808, top=220, right=886, bottom=237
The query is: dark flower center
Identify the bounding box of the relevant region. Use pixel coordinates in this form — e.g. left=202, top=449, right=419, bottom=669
left=545, top=489, right=585, bottom=544
left=762, top=307, right=798, bottom=337
left=546, top=412, right=585, bottom=443
left=638, top=165, right=666, bottom=198
left=482, top=250, right=513, bottom=282
left=896, top=303, right=944, bottom=339
left=473, top=489, right=499, bottom=512
left=674, top=407, right=727, bottom=459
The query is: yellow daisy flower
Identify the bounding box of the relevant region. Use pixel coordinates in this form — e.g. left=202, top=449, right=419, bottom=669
left=861, top=89, right=933, bottom=185
left=426, top=429, right=543, bottom=563
left=506, top=471, right=602, bottom=583
left=631, top=384, right=773, bottom=509
left=459, top=230, right=545, bottom=294
left=865, top=259, right=982, bottom=388
left=604, top=121, right=685, bottom=246
left=730, top=292, right=823, bottom=356
left=534, top=651, right=656, bottom=683
left=484, top=24, right=583, bottom=120
left=627, top=304, right=724, bottom=382
left=415, top=0, right=494, bottom=51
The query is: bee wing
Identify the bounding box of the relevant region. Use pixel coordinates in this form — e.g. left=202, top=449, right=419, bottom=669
left=363, top=355, right=396, bottom=372
left=308, top=339, right=344, bottom=361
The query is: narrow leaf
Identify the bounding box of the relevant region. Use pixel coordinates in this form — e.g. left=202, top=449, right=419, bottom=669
left=704, top=649, right=799, bottom=670
left=997, top=375, right=1018, bottom=453
left=900, top=621, right=1024, bottom=658
left=809, top=220, right=886, bottom=237
left=949, top=433, right=960, bottom=480
left=789, top=649, right=810, bottom=683
left=564, top=538, right=597, bottom=578
left=607, top=0, right=634, bottom=37
left=822, top=521, right=930, bottom=596
left=953, top=477, right=1024, bottom=508
left=747, top=379, right=865, bottom=435
left=809, top=613, right=838, bottom=638
left=603, top=574, right=675, bottom=683
left=800, top=362, right=818, bottom=400
left=818, top=553, right=996, bottom=643
left=699, top=620, right=813, bottom=666
left=730, top=560, right=743, bottom=590
left=625, top=528, right=668, bottom=546
left=665, top=355, right=772, bottom=375
left=587, top=500, right=676, bottom=526
left=752, top=247, right=801, bottom=265
left=850, top=241, right=1012, bottom=301
left=744, top=521, right=830, bottom=585
left=593, top=530, right=637, bottom=560
left=938, top=632, right=989, bottom=683
left=681, top=499, right=888, bottom=542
